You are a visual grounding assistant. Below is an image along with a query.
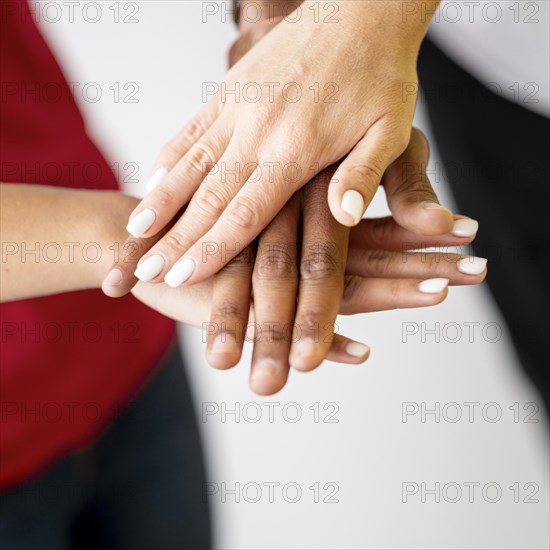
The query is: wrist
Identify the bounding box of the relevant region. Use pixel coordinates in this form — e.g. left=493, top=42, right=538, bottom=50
left=92, top=191, right=139, bottom=288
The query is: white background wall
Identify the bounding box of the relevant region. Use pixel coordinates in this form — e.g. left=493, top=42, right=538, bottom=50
left=35, top=1, right=549, bottom=548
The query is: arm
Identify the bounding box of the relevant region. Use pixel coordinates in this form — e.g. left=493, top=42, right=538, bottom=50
left=0, top=184, right=134, bottom=301
left=0, top=183, right=212, bottom=323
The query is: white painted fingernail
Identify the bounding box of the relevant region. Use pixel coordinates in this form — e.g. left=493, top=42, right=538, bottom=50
left=146, top=167, right=168, bottom=192
left=457, top=256, right=487, bottom=275
left=134, top=254, right=165, bottom=282
left=126, top=208, right=156, bottom=238
left=452, top=218, right=479, bottom=237
left=345, top=342, right=370, bottom=357
left=164, top=258, right=195, bottom=288
left=419, top=278, right=449, bottom=294
left=341, top=190, right=364, bottom=225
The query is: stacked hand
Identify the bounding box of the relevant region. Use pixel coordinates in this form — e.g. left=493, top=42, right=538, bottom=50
left=103, top=2, right=486, bottom=395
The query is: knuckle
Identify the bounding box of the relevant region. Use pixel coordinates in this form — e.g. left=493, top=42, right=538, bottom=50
left=161, top=230, right=188, bottom=254
left=363, top=249, right=393, bottom=277
left=180, top=118, right=205, bottom=145
left=226, top=197, right=259, bottom=230
left=213, top=299, right=242, bottom=320
left=255, top=243, right=296, bottom=281
left=394, top=173, right=435, bottom=202
left=341, top=276, right=362, bottom=310
left=296, top=309, right=327, bottom=337
left=263, top=323, right=290, bottom=345
left=221, top=248, right=255, bottom=276
left=300, top=243, right=341, bottom=281
left=346, top=162, right=383, bottom=189
left=367, top=218, right=396, bottom=250
left=194, top=185, right=227, bottom=220
left=186, top=142, right=216, bottom=177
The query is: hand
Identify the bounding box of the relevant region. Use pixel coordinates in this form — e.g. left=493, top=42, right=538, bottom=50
left=205, top=132, right=485, bottom=395
left=118, top=0, right=443, bottom=287
left=104, top=127, right=485, bottom=395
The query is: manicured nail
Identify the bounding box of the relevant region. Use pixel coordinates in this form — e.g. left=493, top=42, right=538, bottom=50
left=457, top=256, right=487, bottom=275
left=452, top=218, right=479, bottom=237
left=341, top=190, right=364, bottom=225
left=134, top=254, right=165, bottom=282
left=103, top=268, right=123, bottom=287
left=345, top=342, right=370, bottom=357
left=418, top=278, right=449, bottom=294
left=146, top=167, right=168, bottom=192
left=126, top=208, right=156, bottom=238
left=164, top=258, right=195, bottom=288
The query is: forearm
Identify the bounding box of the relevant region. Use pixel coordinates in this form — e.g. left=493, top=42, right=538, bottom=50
left=0, top=184, right=137, bottom=302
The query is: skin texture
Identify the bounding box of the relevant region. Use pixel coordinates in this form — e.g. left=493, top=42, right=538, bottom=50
left=101, top=1, right=487, bottom=394
left=121, top=1, right=443, bottom=286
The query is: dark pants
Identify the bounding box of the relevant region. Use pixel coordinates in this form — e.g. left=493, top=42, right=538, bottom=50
left=418, top=39, right=550, bottom=414
left=0, top=345, right=211, bottom=550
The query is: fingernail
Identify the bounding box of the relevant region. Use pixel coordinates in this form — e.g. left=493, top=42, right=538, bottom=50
left=418, top=278, right=449, bottom=294
left=250, top=359, right=278, bottom=382
left=345, top=342, right=370, bottom=357
left=126, top=208, right=156, bottom=238
left=210, top=333, right=239, bottom=356
left=421, top=201, right=452, bottom=215
left=164, top=258, right=195, bottom=288
left=341, top=190, right=364, bottom=225
left=289, top=338, right=317, bottom=368
left=457, top=256, right=487, bottom=275
left=452, top=218, right=479, bottom=237
left=249, top=360, right=281, bottom=394
left=134, top=254, right=165, bottom=282
left=103, top=268, right=123, bottom=287
left=146, top=167, right=168, bottom=192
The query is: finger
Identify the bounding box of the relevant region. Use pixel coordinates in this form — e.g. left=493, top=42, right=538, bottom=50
left=247, top=331, right=371, bottom=396
left=349, top=215, right=479, bottom=251
left=340, top=277, right=452, bottom=315
left=145, top=102, right=220, bottom=192
left=163, top=155, right=302, bottom=287
left=133, top=147, right=255, bottom=285
left=324, top=333, right=371, bottom=365
left=382, top=128, right=454, bottom=235
left=290, top=166, right=350, bottom=372
left=345, top=249, right=488, bottom=284
left=249, top=195, right=300, bottom=396
left=126, top=119, right=232, bottom=239
left=206, top=245, right=256, bottom=370
left=102, top=217, right=176, bottom=298
left=328, top=120, right=408, bottom=227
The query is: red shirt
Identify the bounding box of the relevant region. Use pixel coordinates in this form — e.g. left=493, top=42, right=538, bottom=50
left=0, top=0, right=175, bottom=488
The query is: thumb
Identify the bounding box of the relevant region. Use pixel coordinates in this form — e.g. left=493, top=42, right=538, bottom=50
left=328, top=121, right=407, bottom=227
left=383, top=128, right=454, bottom=236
